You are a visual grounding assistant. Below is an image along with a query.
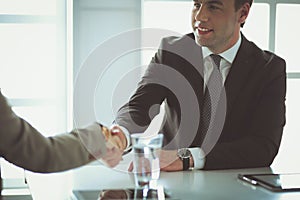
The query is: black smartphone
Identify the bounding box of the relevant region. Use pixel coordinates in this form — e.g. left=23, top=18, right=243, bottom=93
left=238, top=173, right=300, bottom=192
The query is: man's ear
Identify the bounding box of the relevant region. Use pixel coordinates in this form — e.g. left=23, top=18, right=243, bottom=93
left=238, top=3, right=251, bottom=25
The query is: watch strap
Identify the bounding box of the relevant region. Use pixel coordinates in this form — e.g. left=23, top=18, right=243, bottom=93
left=178, top=148, right=191, bottom=171
left=182, top=157, right=190, bottom=171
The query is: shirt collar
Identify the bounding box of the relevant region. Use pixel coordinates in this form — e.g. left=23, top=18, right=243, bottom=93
left=202, top=32, right=242, bottom=64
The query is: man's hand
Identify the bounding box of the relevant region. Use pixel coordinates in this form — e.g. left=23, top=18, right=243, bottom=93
left=160, top=149, right=195, bottom=171
left=100, top=124, right=127, bottom=150
left=128, top=150, right=193, bottom=172
left=101, top=146, right=123, bottom=168
left=108, top=125, right=127, bottom=151
left=97, top=124, right=124, bottom=167
left=159, top=150, right=183, bottom=172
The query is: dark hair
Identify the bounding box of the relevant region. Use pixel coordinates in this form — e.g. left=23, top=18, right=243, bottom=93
left=192, top=0, right=253, bottom=27
left=235, top=0, right=253, bottom=27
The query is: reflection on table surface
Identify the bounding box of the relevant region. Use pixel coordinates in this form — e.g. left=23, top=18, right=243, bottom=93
left=74, top=187, right=172, bottom=200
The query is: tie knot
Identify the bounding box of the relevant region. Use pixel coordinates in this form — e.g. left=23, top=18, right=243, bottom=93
left=210, top=54, right=222, bottom=68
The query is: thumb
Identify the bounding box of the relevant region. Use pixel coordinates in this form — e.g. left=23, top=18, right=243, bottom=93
left=128, top=161, right=134, bottom=172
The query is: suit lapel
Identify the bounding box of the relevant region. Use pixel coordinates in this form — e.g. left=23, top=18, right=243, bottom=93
left=224, top=35, right=255, bottom=115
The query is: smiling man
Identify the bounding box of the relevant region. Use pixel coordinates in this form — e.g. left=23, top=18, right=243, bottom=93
left=192, top=0, right=246, bottom=53
left=111, top=0, right=286, bottom=171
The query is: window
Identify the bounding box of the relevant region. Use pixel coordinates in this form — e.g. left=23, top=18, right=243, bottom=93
left=275, top=3, right=300, bottom=72
left=143, top=0, right=300, bottom=170
left=0, top=0, right=69, bottom=190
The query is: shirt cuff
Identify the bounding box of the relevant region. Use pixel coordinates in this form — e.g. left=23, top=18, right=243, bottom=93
left=189, top=147, right=206, bottom=169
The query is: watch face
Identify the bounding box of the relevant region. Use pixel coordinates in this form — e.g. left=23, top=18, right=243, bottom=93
left=178, top=148, right=191, bottom=158
left=177, top=148, right=191, bottom=171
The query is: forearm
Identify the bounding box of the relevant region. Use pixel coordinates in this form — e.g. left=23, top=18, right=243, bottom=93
left=0, top=93, right=104, bottom=172
left=1, top=91, right=122, bottom=173
left=2, top=119, right=104, bottom=173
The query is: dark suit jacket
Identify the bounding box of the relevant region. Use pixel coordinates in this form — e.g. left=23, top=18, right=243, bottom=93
left=116, top=33, right=286, bottom=170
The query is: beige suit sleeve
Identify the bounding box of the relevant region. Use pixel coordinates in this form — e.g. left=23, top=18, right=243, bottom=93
left=0, top=91, right=106, bottom=173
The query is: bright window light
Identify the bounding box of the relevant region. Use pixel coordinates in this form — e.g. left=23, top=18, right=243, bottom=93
left=0, top=0, right=56, bottom=15
left=0, top=24, right=57, bottom=99
left=276, top=4, right=300, bottom=72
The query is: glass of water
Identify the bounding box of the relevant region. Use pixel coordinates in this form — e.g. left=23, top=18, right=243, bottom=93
left=131, top=133, right=164, bottom=189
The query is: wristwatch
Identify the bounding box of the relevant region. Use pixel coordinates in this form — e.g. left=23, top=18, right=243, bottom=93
left=177, top=148, right=192, bottom=171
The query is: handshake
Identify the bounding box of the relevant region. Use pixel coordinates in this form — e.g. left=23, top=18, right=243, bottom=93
left=101, top=124, right=127, bottom=150
left=98, top=124, right=127, bottom=167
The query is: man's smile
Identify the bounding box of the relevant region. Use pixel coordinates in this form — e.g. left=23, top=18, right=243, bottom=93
left=197, top=27, right=213, bottom=35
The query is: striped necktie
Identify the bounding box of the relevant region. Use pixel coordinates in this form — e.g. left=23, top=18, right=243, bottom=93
left=191, top=54, right=223, bottom=147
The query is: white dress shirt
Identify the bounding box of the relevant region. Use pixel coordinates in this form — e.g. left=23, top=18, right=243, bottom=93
left=190, top=33, right=242, bottom=169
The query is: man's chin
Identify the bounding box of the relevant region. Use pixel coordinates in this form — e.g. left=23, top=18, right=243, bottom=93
left=195, top=38, right=206, bottom=47
left=195, top=41, right=201, bottom=46
left=193, top=32, right=205, bottom=47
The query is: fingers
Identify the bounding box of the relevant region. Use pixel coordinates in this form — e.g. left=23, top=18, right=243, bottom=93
left=99, top=124, right=128, bottom=168
left=110, top=125, right=123, bottom=134
left=101, top=125, right=111, bottom=141
left=128, top=161, right=134, bottom=172
left=106, top=135, right=123, bottom=150
left=109, top=125, right=127, bottom=150
left=100, top=124, right=126, bottom=150
left=101, top=147, right=123, bottom=168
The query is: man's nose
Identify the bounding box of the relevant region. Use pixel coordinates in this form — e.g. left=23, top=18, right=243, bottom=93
left=195, top=6, right=208, bottom=22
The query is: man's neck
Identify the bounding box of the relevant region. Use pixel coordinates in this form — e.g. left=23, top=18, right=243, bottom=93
left=202, top=32, right=242, bottom=63
left=209, top=29, right=241, bottom=54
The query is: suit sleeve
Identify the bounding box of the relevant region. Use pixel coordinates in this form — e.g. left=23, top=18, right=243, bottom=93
left=115, top=41, right=168, bottom=134
left=0, top=91, right=106, bottom=173
left=203, top=55, right=286, bottom=170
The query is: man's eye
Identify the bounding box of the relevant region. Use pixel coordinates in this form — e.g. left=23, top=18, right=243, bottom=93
left=208, top=5, right=220, bottom=10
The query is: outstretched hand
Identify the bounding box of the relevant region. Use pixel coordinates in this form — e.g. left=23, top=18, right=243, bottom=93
left=101, top=125, right=127, bottom=150
left=109, top=125, right=127, bottom=150
left=99, top=124, right=124, bottom=167
left=101, top=146, right=123, bottom=168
